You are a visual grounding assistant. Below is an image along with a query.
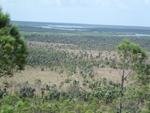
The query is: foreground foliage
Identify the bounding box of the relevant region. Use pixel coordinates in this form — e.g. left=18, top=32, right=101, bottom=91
left=0, top=7, right=29, bottom=78
left=0, top=94, right=150, bottom=113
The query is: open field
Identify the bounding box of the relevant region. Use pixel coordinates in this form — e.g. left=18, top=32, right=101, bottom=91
left=0, top=66, right=127, bottom=94
left=1, top=40, right=139, bottom=95
left=1, top=21, right=150, bottom=113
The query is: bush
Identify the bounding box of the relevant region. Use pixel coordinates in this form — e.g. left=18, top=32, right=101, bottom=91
left=82, top=82, right=87, bottom=86
left=141, top=109, right=150, bottom=113
left=73, top=80, right=77, bottom=85
left=91, top=74, right=94, bottom=78
left=147, top=102, right=150, bottom=110
left=86, top=110, right=94, bottom=113
left=65, top=79, right=70, bottom=83
left=41, top=66, right=44, bottom=71
left=1, top=95, right=19, bottom=106
left=0, top=105, right=14, bottom=113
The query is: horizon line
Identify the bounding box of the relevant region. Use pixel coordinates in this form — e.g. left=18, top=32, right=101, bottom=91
left=11, top=20, right=150, bottom=28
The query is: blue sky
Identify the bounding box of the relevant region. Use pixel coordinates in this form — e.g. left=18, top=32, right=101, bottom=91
left=0, top=0, right=150, bottom=27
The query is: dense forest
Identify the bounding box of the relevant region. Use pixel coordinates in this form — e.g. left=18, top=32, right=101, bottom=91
left=0, top=7, right=150, bottom=113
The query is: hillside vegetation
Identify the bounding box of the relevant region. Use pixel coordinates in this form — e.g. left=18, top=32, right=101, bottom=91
left=0, top=8, right=150, bottom=113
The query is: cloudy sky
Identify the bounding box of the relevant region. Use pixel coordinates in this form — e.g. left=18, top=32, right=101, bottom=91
left=0, top=0, right=150, bottom=26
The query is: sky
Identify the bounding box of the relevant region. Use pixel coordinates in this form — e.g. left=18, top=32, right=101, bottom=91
left=0, top=0, right=150, bottom=27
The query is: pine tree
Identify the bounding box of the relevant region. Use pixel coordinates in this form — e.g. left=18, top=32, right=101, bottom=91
left=0, top=7, right=29, bottom=78
left=117, top=40, right=149, bottom=113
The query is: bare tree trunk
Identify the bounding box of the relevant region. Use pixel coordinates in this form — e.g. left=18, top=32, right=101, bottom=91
left=14, top=82, right=16, bottom=94
left=119, top=69, right=125, bottom=113
left=10, top=81, right=13, bottom=95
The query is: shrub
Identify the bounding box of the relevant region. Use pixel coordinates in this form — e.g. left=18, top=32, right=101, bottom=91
left=65, top=79, right=70, bottom=83
left=82, top=82, right=87, bottom=86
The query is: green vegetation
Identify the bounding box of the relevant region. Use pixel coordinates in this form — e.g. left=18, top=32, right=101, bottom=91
left=0, top=6, right=150, bottom=113
left=23, top=33, right=150, bottom=51
left=0, top=7, right=29, bottom=78
left=117, top=40, right=149, bottom=112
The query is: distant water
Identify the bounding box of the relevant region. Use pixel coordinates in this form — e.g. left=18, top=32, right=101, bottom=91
left=37, top=25, right=88, bottom=31
left=97, top=34, right=150, bottom=37
left=40, top=25, right=150, bottom=36
left=118, top=34, right=150, bottom=37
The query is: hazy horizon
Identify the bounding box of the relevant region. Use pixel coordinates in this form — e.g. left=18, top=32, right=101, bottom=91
left=1, top=0, right=150, bottom=27
left=11, top=20, right=150, bottom=28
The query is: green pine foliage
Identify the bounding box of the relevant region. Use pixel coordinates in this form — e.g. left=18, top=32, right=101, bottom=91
left=0, top=7, right=29, bottom=78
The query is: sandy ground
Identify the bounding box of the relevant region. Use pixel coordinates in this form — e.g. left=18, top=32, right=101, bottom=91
left=1, top=41, right=148, bottom=94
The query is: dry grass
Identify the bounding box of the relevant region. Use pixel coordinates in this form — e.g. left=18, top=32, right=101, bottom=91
left=2, top=41, right=148, bottom=94
left=0, top=66, right=93, bottom=94
left=0, top=66, right=130, bottom=93
left=0, top=66, right=70, bottom=93
left=0, top=66, right=124, bottom=94
left=93, top=67, right=132, bottom=86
